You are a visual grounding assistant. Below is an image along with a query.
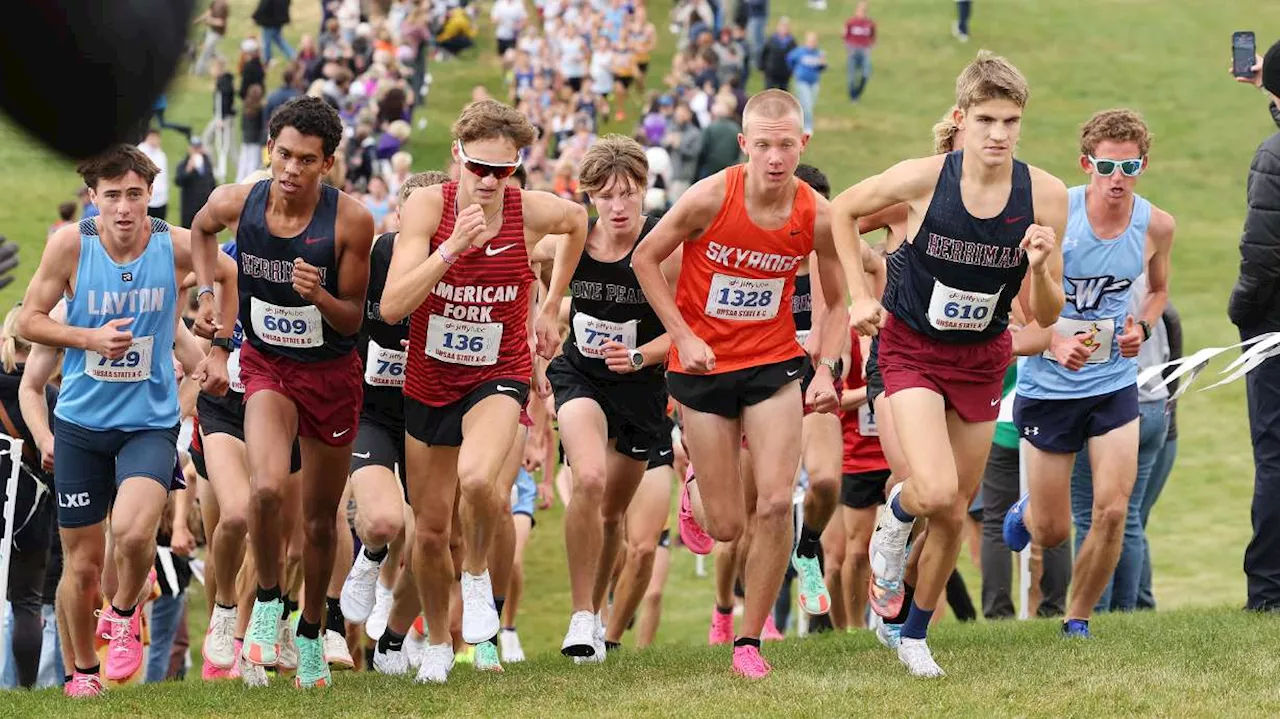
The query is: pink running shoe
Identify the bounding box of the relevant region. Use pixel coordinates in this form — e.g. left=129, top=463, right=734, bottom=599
left=732, top=645, right=771, bottom=679
left=229, top=640, right=244, bottom=679
left=708, top=608, right=734, bottom=645
left=762, top=615, right=785, bottom=641
left=202, top=658, right=234, bottom=681
left=101, top=607, right=144, bottom=681
left=64, top=671, right=106, bottom=698
left=679, top=468, right=714, bottom=555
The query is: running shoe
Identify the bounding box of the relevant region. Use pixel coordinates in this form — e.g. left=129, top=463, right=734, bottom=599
left=229, top=640, right=244, bottom=680
left=868, top=485, right=914, bottom=618
left=406, top=624, right=427, bottom=669
left=375, top=644, right=411, bottom=676
left=64, top=671, right=106, bottom=698
left=474, top=639, right=503, bottom=672
left=791, top=550, right=831, bottom=616
left=499, top=629, right=525, bottom=663
left=293, top=634, right=331, bottom=689
left=870, top=614, right=902, bottom=650
left=574, top=613, right=606, bottom=665
left=94, top=610, right=111, bottom=651
left=1003, top=494, right=1032, bottom=552
left=762, top=614, right=785, bottom=641
left=202, top=657, right=234, bottom=681
left=324, top=629, right=355, bottom=669
left=897, top=637, right=945, bottom=678
left=708, top=608, right=734, bottom=645
left=456, top=645, right=475, bottom=664
left=460, top=570, right=500, bottom=645
left=731, top=644, right=771, bottom=679
left=238, top=651, right=269, bottom=688
left=1062, top=619, right=1092, bottom=639
left=561, top=610, right=597, bottom=658
left=100, top=606, right=144, bottom=682
left=679, top=479, right=714, bottom=555
left=277, top=618, right=299, bottom=671
left=415, top=643, right=455, bottom=684
left=202, top=604, right=238, bottom=668
left=242, top=598, right=283, bottom=666
left=340, top=550, right=385, bottom=623
left=365, top=582, right=395, bottom=641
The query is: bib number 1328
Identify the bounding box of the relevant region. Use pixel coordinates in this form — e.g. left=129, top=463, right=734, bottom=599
left=705, top=274, right=784, bottom=321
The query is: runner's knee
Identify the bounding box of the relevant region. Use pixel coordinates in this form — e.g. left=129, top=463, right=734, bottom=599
left=910, top=484, right=958, bottom=517
left=808, top=471, right=840, bottom=501
left=215, top=510, right=249, bottom=541
left=846, top=538, right=869, bottom=568
left=112, top=523, right=155, bottom=561
left=571, top=463, right=606, bottom=504
left=415, top=520, right=451, bottom=558
left=361, top=511, right=405, bottom=548
left=303, top=514, right=336, bottom=547
left=1090, top=499, right=1128, bottom=537
left=754, top=491, right=792, bottom=526
left=1030, top=512, right=1071, bottom=547
left=705, top=512, right=745, bottom=543
left=626, top=540, right=657, bottom=570
left=458, top=469, right=495, bottom=504
left=67, top=550, right=104, bottom=593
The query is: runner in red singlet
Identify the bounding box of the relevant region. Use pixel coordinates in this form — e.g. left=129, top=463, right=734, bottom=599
left=380, top=99, right=586, bottom=683
left=632, top=89, right=848, bottom=679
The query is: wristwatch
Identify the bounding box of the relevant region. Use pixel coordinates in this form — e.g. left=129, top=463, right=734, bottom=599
left=628, top=349, right=644, bottom=370
left=211, top=337, right=235, bottom=353
left=1138, top=319, right=1152, bottom=342
left=818, top=357, right=840, bottom=375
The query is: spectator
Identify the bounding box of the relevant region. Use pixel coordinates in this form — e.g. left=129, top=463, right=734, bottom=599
left=237, top=84, right=267, bottom=183
left=386, top=151, right=414, bottom=198
left=76, top=187, right=99, bottom=220
left=49, top=202, right=76, bottom=237
left=151, top=94, right=193, bottom=140
left=559, top=33, right=589, bottom=92
left=642, top=94, right=673, bottom=146
left=611, top=37, right=639, bottom=121
left=191, top=0, right=230, bottom=76
left=713, top=27, right=746, bottom=88
left=436, top=5, right=478, bottom=57
left=297, top=33, right=320, bottom=66
left=590, top=35, right=616, bottom=104
left=239, top=38, right=267, bottom=99
left=844, top=1, right=876, bottom=101
left=364, top=175, right=393, bottom=232
left=742, top=0, right=769, bottom=75
left=491, top=0, right=528, bottom=57
left=663, top=102, right=702, bottom=200
left=175, top=137, right=217, bottom=228
left=138, top=128, right=170, bottom=220
left=1137, top=299, right=1183, bottom=610
left=695, top=96, right=741, bottom=180
left=953, top=0, right=972, bottom=43
left=253, top=0, right=296, bottom=65
left=628, top=7, right=658, bottom=93
left=787, top=31, right=826, bottom=134
left=202, top=57, right=238, bottom=180
left=1230, top=41, right=1280, bottom=611
left=760, top=16, right=797, bottom=90
left=265, top=68, right=304, bottom=122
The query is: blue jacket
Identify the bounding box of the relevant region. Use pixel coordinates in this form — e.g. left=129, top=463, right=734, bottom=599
left=786, top=46, right=826, bottom=85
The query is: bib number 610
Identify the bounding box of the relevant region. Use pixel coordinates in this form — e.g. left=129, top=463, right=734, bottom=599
left=944, top=302, right=990, bottom=321
left=262, top=315, right=310, bottom=335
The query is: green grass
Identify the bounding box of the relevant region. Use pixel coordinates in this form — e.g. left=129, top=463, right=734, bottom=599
left=5, top=0, right=1280, bottom=712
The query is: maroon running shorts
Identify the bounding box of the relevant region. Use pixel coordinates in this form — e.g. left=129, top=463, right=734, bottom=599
left=878, top=314, right=1011, bottom=423
left=239, top=342, right=364, bottom=447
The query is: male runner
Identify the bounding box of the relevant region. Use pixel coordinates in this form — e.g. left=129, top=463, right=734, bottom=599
left=381, top=99, right=586, bottom=683
left=1003, top=108, right=1175, bottom=637
left=18, top=145, right=235, bottom=697
left=632, top=89, right=849, bottom=678
left=528, top=136, right=671, bottom=662
left=190, top=95, right=376, bottom=689
left=831, top=51, right=1067, bottom=677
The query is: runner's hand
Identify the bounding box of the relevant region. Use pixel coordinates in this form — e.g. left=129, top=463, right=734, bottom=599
left=195, top=351, right=230, bottom=397
left=170, top=525, right=196, bottom=557
left=292, top=258, right=323, bottom=301
left=193, top=292, right=221, bottom=339
left=1118, top=316, right=1143, bottom=358
left=1051, top=329, right=1094, bottom=371
left=804, top=371, right=839, bottom=414
left=537, top=480, right=553, bottom=510
left=850, top=298, right=885, bottom=337
left=444, top=203, right=488, bottom=254
left=1021, top=224, right=1056, bottom=270
left=533, top=361, right=552, bottom=397
left=534, top=308, right=561, bottom=360
left=602, top=340, right=638, bottom=374
left=37, top=438, right=54, bottom=473
left=88, top=317, right=134, bottom=359
left=674, top=334, right=715, bottom=373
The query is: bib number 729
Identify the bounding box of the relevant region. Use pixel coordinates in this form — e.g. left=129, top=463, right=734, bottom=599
left=98, top=351, right=142, bottom=368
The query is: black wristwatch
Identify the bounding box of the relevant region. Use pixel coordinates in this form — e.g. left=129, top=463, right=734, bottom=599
left=1138, top=319, right=1151, bottom=342
left=211, top=337, right=235, bottom=353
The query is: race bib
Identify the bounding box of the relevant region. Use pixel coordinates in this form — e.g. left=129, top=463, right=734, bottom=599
left=85, top=335, right=153, bottom=383
left=858, top=403, right=879, bottom=437
left=226, top=347, right=245, bottom=393
left=573, top=312, right=637, bottom=359
left=795, top=329, right=811, bottom=346
left=926, top=280, right=1002, bottom=332
left=365, top=338, right=407, bottom=387
left=250, top=298, right=324, bottom=348
left=1045, top=317, right=1115, bottom=365
left=425, top=315, right=503, bottom=366
left=705, top=274, right=785, bottom=321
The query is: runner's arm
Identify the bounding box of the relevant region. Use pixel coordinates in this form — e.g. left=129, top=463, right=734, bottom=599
left=840, top=385, right=868, bottom=411
left=631, top=176, right=722, bottom=343
left=528, top=233, right=563, bottom=265
left=857, top=202, right=907, bottom=237
left=1022, top=170, right=1068, bottom=327
left=811, top=199, right=851, bottom=373
left=18, top=226, right=89, bottom=350
left=381, top=186, right=450, bottom=324
left=172, top=226, right=238, bottom=341
left=525, top=192, right=588, bottom=354
left=862, top=243, right=886, bottom=300
left=314, top=196, right=375, bottom=336
left=18, top=302, right=65, bottom=461
left=1139, top=207, right=1175, bottom=330
left=173, top=314, right=206, bottom=376
left=190, top=184, right=246, bottom=333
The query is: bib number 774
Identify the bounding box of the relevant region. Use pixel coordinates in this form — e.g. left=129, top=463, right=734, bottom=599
left=572, top=312, right=637, bottom=359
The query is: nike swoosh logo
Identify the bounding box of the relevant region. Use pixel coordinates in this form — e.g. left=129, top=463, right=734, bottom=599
left=659, top=449, right=672, bottom=457
left=333, top=428, right=351, bottom=438
left=485, top=244, right=517, bottom=256
left=633, top=447, right=649, bottom=453
left=786, top=369, right=801, bottom=377
left=990, top=398, right=1001, bottom=406
left=305, top=237, right=328, bottom=244
left=496, top=384, right=519, bottom=393
left=789, top=229, right=802, bottom=235
left=352, top=451, right=371, bottom=459
left=1004, top=216, right=1025, bottom=224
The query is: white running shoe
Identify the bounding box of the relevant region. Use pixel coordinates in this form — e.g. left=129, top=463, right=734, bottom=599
left=561, top=610, right=597, bottom=658
left=239, top=653, right=269, bottom=688
left=341, top=550, right=385, bottom=623
left=202, top=605, right=238, bottom=669
left=460, top=571, right=500, bottom=645
left=499, top=629, right=525, bottom=663
left=405, top=629, right=427, bottom=669
left=869, top=484, right=915, bottom=585
left=374, top=645, right=411, bottom=676
left=276, top=619, right=298, bottom=671
left=574, top=613, right=607, bottom=665
left=415, top=643, right=455, bottom=684
left=365, top=582, right=395, bottom=641
left=897, top=637, right=945, bottom=678
left=870, top=614, right=902, bottom=650
left=323, top=629, right=355, bottom=669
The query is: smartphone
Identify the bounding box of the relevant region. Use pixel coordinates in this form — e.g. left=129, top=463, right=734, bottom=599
left=1233, top=31, right=1257, bottom=79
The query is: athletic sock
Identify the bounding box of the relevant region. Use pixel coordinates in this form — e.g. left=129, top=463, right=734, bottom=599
left=900, top=601, right=934, bottom=640
left=604, top=640, right=621, bottom=652
left=715, top=605, right=734, bottom=616
left=326, top=597, right=346, bottom=636
left=889, top=494, right=915, bottom=523
left=282, top=596, right=298, bottom=620
left=502, top=625, right=516, bottom=632
left=890, top=582, right=916, bottom=624
left=257, top=585, right=282, bottom=603
left=377, top=629, right=405, bottom=654
left=733, top=636, right=761, bottom=649
left=364, top=545, right=389, bottom=563
left=64, top=674, right=73, bottom=684
left=215, top=602, right=237, bottom=611
left=111, top=604, right=135, bottom=617
left=75, top=664, right=101, bottom=676
left=796, top=524, right=823, bottom=558
left=296, top=617, right=321, bottom=640
left=494, top=596, right=506, bottom=618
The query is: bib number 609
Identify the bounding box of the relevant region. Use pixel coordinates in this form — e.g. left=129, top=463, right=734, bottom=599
left=262, top=315, right=310, bottom=335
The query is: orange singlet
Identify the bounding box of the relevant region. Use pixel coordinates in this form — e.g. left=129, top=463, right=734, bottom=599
left=671, top=164, right=816, bottom=375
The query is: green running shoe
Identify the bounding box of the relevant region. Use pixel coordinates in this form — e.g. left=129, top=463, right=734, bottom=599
left=791, top=550, right=831, bottom=616
left=293, top=634, right=332, bottom=688
left=242, top=599, right=283, bottom=666
left=474, top=640, right=503, bottom=672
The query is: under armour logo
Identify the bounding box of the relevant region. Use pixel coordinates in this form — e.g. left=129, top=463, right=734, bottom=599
left=1064, top=275, right=1131, bottom=313
left=1023, top=426, right=1040, bottom=436
left=59, top=492, right=90, bottom=508
left=121, top=272, right=133, bottom=282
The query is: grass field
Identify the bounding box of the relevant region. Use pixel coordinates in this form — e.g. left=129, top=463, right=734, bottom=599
left=5, top=0, right=1280, bottom=713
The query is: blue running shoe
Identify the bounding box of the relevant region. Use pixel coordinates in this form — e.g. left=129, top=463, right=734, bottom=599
left=1062, top=619, right=1091, bottom=639
left=1003, top=494, right=1032, bottom=552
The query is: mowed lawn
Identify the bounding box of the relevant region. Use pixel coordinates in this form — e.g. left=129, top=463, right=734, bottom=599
left=4, top=0, right=1280, bottom=712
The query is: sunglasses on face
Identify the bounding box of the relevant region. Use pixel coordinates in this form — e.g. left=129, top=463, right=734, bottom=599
left=1088, top=156, right=1144, bottom=177
left=456, top=141, right=522, bottom=180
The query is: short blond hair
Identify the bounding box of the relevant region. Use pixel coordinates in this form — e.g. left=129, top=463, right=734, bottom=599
left=578, top=135, right=649, bottom=195
left=0, top=306, right=29, bottom=374
left=955, top=50, right=1029, bottom=110
left=1079, top=109, right=1152, bottom=157
left=932, top=106, right=960, bottom=154
left=742, top=89, right=803, bottom=132
left=399, top=170, right=450, bottom=204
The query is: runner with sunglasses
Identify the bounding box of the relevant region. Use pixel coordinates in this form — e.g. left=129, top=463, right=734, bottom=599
left=1003, top=108, right=1175, bottom=638
left=382, top=99, right=586, bottom=684
left=190, top=96, right=376, bottom=690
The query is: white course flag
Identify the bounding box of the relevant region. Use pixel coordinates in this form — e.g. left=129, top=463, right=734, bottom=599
left=1135, top=332, right=1280, bottom=399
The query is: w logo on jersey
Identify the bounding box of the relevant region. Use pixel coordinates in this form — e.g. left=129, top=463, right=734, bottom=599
left=1065, top=275, right=1131, bottom=313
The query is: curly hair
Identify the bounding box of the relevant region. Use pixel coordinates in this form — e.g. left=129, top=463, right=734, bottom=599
left=269, top=95, right=344, bottom=157
left=1079, top=109, right=1152, bottom=157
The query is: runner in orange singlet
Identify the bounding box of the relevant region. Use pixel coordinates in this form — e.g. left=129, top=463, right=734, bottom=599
left=632, top=89, right=849, bottom=679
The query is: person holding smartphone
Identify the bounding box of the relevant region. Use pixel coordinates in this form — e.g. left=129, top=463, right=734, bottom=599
left=1229, top=37, right=1280, bottom=612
